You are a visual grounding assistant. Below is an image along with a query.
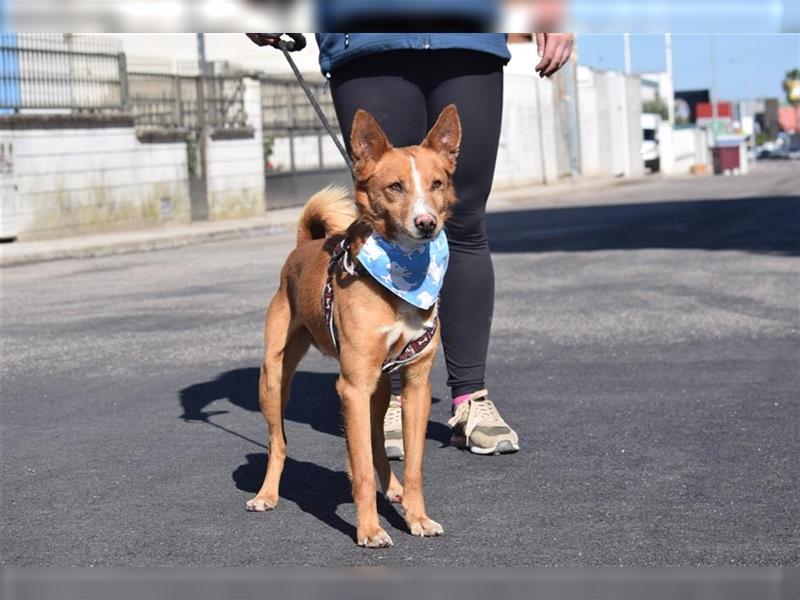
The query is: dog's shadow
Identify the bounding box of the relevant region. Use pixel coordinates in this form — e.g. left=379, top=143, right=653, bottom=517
left=179, top=367, right=451, bottom=444
left=233, top=452, right=408, bottom=539
left=179, top=367, right=451, bottom=541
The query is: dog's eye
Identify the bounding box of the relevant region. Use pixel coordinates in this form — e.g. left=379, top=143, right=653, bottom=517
left=389, top=182, right=404, bottom=193
left=431, top=179, right=443, bottom=190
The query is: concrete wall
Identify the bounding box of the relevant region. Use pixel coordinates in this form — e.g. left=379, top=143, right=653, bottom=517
left=493, top=42, right=560, bottom=190
left=624, top=74, right=645, bottom=178
left=577, top=66, right=644, bottom=179
left=1, top=116, right=190, bottom=240
left=204, top=78, right=267, bottom=218
left=659, top=125, right=712, bottom=176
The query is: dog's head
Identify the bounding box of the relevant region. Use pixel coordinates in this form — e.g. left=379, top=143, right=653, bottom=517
left=349, top=104, right=461, bottom=245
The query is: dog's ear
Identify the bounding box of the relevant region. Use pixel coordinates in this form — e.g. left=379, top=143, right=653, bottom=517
left=350, top=109, right=391, bottom=172
left=423, top=104, right=461, bottom=166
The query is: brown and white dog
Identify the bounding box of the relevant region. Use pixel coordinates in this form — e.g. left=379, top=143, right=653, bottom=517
left=246, top=105, right=461, bottom=547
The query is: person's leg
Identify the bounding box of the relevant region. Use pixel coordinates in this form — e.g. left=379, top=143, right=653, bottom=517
left=329, top=51, right=428, bottom=457
left=424, top=50, right=503, bottom=400
left=425, top=51, right=518, bottom=454
left=330, top=51, right=428, bottom=156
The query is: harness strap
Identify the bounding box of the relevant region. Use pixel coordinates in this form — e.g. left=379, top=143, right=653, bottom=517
left=322, top=237, right=437, bottom=372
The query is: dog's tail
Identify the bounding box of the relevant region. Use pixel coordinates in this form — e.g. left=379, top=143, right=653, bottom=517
left=296, top=185, right=356, bottom=247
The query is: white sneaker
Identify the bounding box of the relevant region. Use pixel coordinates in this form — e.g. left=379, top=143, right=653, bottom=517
left=383, top=395, right=404, bottom=460
left=448, top=390, right=519, bottom=455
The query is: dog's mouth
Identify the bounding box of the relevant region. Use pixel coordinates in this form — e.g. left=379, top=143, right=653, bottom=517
left=394, top=226, right=439, bottom=246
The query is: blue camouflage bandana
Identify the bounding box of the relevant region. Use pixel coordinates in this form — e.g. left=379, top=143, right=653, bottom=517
left=357, top=230, right=449, bottom=309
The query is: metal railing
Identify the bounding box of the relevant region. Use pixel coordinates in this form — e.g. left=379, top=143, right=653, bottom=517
left=1, top=33, right=125, bottom=112
left=260, top=76, right=347, bottom=176
left=260, top=76, right=339, bottom=134
left=1, top=34, right=247, bottom=133
left=128, top=72, right=248, bottom=133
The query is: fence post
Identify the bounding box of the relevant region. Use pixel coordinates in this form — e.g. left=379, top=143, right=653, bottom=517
left=117, top=52, right=131, bottom=112
left=172, top=75, right=183, bottom=128
left=287, top=83, right=296, bottom=172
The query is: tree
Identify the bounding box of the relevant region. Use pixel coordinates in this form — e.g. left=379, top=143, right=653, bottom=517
left=784, top=68, right=800, bottom=106
left=642, top=96, right=669, bottom=120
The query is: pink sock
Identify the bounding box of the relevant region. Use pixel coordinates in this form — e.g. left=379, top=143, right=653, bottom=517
left=452, top=393, right=471, bottom=407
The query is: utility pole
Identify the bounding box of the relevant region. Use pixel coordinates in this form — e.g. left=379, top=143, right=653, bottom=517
left=623, top=33, right=632, bottom=75
left=710, top=34, right=718, bottom=142
left=193, top=33, right=209, bottom=221
left=620, top=33, right=632, bottom=177
left=664, top=33, right=675, bottom=125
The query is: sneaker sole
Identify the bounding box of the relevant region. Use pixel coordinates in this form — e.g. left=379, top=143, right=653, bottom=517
left=451, top=436, right=519, bottom=455
left=385, top=445, right=404, bottom=461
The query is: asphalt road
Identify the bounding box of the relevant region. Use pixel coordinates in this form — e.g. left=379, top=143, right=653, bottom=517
left=2, top=162, right=799, bottom=566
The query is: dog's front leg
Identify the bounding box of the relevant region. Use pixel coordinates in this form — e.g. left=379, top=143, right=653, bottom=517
left=337, top=372, right=393, bottom=548
left=400, top=349, right=444, bottom=537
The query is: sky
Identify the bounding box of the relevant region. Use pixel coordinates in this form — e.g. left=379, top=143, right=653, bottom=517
left=577, top=34, right=800, bottom=101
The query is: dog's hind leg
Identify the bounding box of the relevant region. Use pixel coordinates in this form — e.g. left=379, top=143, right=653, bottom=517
left=370, top=374, right=404, bottom=504
left=247, top=291, right=310, bottom=512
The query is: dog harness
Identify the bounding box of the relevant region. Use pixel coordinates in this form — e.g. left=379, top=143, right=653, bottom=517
left=323, top=236, right=440, bottom=373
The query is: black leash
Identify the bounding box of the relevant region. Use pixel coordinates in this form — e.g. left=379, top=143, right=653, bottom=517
left=249, top=33, right=355, bottom=179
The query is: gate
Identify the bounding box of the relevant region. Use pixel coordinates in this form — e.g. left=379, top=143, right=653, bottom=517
left=261, top=77, right=351, bottom=209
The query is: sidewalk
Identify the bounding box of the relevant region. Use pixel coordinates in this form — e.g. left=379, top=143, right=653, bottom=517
left=1, top=175, right=654, bottom=267
left=0, top=207, right=303, bottom=267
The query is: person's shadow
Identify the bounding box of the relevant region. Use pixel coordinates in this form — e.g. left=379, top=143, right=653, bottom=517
left=179, top=367, right=451, bottom=443
left=232, top=452, right=408, bottom=540
left=179, top=367, right=452, bottom=541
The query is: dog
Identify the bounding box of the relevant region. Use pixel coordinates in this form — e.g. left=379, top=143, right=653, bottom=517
left=246, top=105, right=462, bottom=547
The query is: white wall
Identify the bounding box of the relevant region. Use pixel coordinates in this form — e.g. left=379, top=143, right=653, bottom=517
left=204, top=78, right=267, bottom=217
left=492, top=42, right=560, bottom=190
left=578, top=66, right=644, bottom=179
left=659, top=125, right=712, bottom=176
left=2, top=123, right=190, bottom=239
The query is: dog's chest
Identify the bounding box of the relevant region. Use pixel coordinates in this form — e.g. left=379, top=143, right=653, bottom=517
left=378, top=301, right=435, bottom=352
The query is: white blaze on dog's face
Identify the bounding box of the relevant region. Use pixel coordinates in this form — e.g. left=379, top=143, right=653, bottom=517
left=350, top=105, right=461, bottom=244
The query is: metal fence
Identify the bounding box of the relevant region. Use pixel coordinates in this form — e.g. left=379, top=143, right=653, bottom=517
left=1, top=34, right=247, bottom=132
left=1, top=33, right=125, bottom=112
left=260, top=77, right=347, bottom=176
left=128, top=72, right=248, bottom=133
left=259, top=76, right=351, bottom=209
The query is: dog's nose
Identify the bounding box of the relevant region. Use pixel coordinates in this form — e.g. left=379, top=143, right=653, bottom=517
left=414, top=214, right=437, bottom=235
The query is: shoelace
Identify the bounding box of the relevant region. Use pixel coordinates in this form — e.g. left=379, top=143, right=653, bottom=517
left=465, top=399, right=506, bottom=440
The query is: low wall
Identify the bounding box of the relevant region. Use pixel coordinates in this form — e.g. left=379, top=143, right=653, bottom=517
left=659, top=125, right=712, bottom=176
left=204, top=78, right=267, bottom=218
left=493, top=43, right=561, bottom=190
left=577, top=66, right=644, bottom=178
left=1, top=114, right=190, bottom=240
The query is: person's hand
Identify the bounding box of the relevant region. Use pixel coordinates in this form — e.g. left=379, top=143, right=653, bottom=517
left=534, top=33, right=574, bottom=78
left=245, top=33, right=279, bottom=47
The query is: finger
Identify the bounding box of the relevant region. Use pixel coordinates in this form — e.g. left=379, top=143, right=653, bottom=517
left=560, top=43, right=573, bottom=67
left=536, top=40, right=558, bottom=76
left=544, top=41, right=570, bottom=77
left=536, top=33, right=545, bottom=57
left=551, top=44, right=573, bottom=76
left=246, top=33, right=273, bottom=47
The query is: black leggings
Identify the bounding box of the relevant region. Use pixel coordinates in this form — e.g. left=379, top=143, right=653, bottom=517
left=330, top=50, right=504, bottom=398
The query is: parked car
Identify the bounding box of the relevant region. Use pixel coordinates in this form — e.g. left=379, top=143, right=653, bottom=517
left=641, top=112, right=661, bottom=172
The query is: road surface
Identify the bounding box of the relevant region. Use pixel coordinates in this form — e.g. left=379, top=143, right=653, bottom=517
left=2, top=162, right=798, bottom=566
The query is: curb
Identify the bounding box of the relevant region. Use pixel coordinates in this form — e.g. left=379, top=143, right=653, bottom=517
left=1, top=175, right=661, bottom=268
left=0, top=209, right=303, bottom=268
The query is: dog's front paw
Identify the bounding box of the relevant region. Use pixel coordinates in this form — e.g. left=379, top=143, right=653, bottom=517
left=246, top=495, right=278, bottom=512
left=357, top=526, right=394, bottom=548
left=406, top=516, right=444, bottom=537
